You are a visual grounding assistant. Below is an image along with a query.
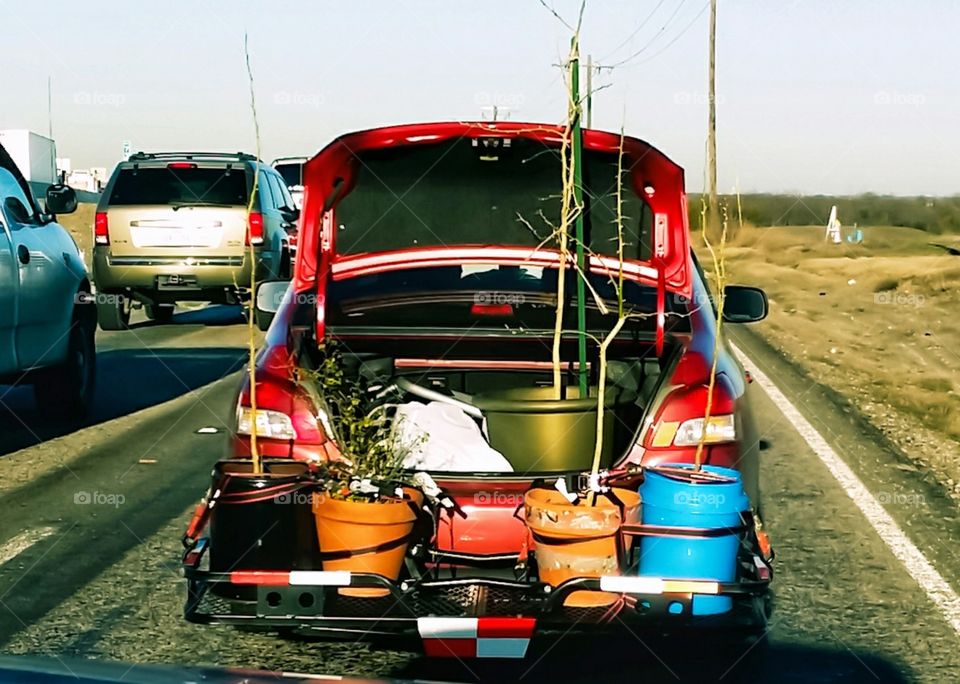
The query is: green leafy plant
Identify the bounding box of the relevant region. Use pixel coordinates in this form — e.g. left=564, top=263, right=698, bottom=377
left=295, top=343, right=418, bottom=501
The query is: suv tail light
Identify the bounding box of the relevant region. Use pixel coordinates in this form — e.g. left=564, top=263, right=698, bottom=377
left=247, top=211, right=264, bottom=246
left=94, top=212, right=109, bottom=245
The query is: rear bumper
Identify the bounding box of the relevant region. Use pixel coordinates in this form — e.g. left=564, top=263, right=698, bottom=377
left=183, top=540, right=772, bottom=657
left=92, top=249, right=274, bottom=293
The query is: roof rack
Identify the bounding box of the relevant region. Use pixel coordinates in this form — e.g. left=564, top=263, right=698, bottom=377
left=127, top=151, right=259, bottom=162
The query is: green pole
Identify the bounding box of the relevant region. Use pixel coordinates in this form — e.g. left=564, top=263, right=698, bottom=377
left=571, top=39, right=589, bottom=398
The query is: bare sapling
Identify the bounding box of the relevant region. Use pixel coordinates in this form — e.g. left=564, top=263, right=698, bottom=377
left=243, top=33, right=263, bottom=474
left=550, top=6, right=586, bottom=400
left=694, top=194, right=731, bottom=470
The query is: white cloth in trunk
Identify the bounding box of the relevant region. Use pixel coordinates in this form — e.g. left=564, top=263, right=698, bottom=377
left=396, top=401, right=513, bottom=472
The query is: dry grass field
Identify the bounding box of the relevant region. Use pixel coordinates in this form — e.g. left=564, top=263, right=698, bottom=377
left=702, top=224, right=960, bottom=496
left=59, top=202, right=96, bottom=270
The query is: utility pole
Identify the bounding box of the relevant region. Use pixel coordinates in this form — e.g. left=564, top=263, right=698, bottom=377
left=47, top=76, right=53, bottom=139
left=585, top=54, right=593, bottom=128
left=706, top=0, right=720, bottom=239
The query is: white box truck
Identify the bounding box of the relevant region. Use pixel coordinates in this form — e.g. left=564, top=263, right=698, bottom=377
left=0, top=129, right=57, bottom=185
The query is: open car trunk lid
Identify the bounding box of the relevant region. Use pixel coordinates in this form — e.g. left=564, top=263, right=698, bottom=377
left=293, top=122, right=692, bottom=331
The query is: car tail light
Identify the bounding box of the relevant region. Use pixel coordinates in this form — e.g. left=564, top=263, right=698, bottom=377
left=643, top=361, right=738, bottom=449
left=167, top=162, right=198, bottom=169
left=236, top=407, right=297, bottom=440
left=650, top=414, right=737, bottom=447
left=247, top=211, right=264, bottom=246
left=94, top=212, right=109, bottom=245
left=235, top=345, right=324, bottom=444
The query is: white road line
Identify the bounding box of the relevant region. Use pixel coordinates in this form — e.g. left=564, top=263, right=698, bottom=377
left=734, top=344, right=960, bottom=638
left=0, top=527, right=56, bottom=567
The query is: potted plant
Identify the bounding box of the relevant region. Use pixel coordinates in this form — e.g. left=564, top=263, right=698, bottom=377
left=201, top=45, right=319, bottom=592
left=513, top=26, right=643, bottom=607
left=295, top=344, right=423, bottom=597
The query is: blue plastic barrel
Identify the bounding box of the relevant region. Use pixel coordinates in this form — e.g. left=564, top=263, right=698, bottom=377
left=638, top=464, right=749, bottom=615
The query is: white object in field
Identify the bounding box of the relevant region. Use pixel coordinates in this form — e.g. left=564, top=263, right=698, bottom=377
left=66, top=169, right=98, bottom=192
left=825, top=205, right=842, bottom=244
left=122, top=140, right=132, bottom=160
left=0, top=129, right=57, bottom=184
left=397, top=401, right=513, bottom=472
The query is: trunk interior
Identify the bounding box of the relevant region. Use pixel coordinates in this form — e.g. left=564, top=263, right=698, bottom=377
left=314, top=334, right=684, bottom=476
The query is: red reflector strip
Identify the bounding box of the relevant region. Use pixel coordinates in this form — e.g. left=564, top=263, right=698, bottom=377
left=470, top=303, right=513, bottom=317
left=229, top=571, right=290, bottom=586
left=423, top=639, right=477, bottom=659
left=476, top=616, right=536, bottom=638
left=418, top=617, right=535, bottom=659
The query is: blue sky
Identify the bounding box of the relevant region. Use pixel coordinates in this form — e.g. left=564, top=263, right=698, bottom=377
left=2, top=0, right=957, bottom=195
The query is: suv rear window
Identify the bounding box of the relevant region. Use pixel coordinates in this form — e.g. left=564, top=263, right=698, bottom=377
left=326, top=264, right=689, bottom=332
left=108, top=167, right=248, bottom=206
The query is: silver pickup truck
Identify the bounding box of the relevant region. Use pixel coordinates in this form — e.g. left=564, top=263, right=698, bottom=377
left=0, top=142, right=95, bottom=418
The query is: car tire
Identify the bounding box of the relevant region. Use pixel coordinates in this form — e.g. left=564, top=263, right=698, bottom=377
left=254, top=304, right=272, bottom=332
left=34, top=311, right=97, bottom=419
left=145, top=304, right=175, bottom=324
left=97, top=293, right=131, bottom=331
left=279, top=248, right=292, bottom=280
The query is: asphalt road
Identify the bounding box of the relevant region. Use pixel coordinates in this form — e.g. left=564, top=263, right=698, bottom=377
left=0, top=308, right=958, bottom=682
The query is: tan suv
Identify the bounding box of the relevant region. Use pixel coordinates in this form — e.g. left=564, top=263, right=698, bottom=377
left=92, top=151, right=297, bottom=329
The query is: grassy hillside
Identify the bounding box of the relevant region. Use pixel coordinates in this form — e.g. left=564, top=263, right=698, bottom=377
left=699, top=224, right=960, bottom=497
left=58, top=203, right=95, bottom=270
left=687, top=193, right=960, bottom=234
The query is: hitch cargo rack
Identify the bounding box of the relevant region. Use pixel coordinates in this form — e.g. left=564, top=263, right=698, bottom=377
left=182, top=535, right=773, bottom=657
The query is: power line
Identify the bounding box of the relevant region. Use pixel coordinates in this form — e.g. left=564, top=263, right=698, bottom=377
left=707, top=0, right=719, bottom=238
left=606, top=0, right=691, bottom=69
left=621, top=1, right=710, bottom=70
left=599, top=0, right=669, bottom=63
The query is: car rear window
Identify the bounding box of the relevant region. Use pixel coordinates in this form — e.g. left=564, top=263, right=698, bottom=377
left=334, top=138, right=654, bottom=259
left=108, top=167, right=248, bottom=206
left=274, top=162, right=303, bottom=187
left=326, top=264, right=689, bottom=332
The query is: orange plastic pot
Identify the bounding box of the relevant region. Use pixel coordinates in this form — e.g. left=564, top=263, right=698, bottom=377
left=312, top=487, right=423, bottom=597
left=525, top=487, right=641, bottom=607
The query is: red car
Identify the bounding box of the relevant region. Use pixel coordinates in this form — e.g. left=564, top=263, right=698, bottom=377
left=184, top=122, right=773, bottom=656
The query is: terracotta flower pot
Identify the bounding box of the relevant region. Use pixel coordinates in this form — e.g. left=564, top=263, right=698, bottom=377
left=312, top=487, right=423, bottom=597
left=525, top=487, right=641, bottom=607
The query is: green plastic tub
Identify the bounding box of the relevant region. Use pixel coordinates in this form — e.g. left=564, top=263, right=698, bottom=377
left=472, top=385, right=634, bottom=473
